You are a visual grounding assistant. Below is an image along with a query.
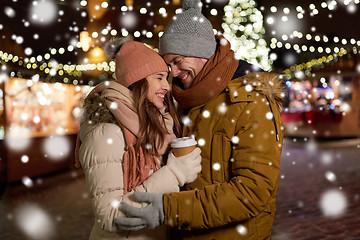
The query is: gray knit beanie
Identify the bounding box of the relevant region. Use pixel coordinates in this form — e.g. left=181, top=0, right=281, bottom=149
left=159, top=0, right=216, bottom=59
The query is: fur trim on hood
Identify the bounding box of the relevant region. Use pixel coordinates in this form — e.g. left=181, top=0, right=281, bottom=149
left=81, top=93, right=118, bottom=125
left=229, top=72, right=285, bottom=108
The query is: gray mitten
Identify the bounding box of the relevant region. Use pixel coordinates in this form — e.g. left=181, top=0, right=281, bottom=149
left=115, top=192, right=164, bottom=231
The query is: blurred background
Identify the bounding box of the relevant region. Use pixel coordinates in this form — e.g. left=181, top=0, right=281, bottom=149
left=0, top=0, right=359, bottom=239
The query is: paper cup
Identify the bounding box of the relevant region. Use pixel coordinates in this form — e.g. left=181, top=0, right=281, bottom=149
left=171, top=137, right=197, bottom=157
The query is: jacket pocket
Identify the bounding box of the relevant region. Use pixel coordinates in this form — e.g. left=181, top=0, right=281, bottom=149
left=210, top=134, right=231, bottom=183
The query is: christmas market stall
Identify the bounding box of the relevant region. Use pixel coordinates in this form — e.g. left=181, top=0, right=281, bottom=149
left=0, top=73, right=91, bottom=183
left=281, top=50, right=360, bottom=139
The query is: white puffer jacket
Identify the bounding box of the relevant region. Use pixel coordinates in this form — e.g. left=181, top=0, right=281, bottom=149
left=79, top=89, right=180, bottom=240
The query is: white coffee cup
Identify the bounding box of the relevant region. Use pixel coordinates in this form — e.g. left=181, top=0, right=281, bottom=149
left=171, top=137, right=197, bottom=157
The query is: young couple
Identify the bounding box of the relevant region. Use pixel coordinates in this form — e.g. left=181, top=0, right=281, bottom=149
left=77, top=0, right=284, bottom=239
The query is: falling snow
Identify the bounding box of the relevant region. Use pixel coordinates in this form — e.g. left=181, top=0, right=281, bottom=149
left=0, top=1, right=359, bottom=239
left=107, top=138, right=113, bottom=145
left=30, top=0, right=58, bottom=26
left=213, top=163, right=221, bottom=171
left=42, top=135, right=71, bottom=160
left=14, top=203, right=55, bottom=240
left=4, top=6, right=16, bottom=18
left=236, top=224, right=248, bottom=236
left=5, top=127, right=32, bottom=151
left=325, top=171, right=337, bottom=182
left=21, top=155, right=29, bottom=163
left=231, top=135, right=239, bottom=144
left=319, top=189, right=348, bottom=217
left=198, top=138, right=205, bottom=146
left=119, top=12, right=138, bottom=29
left=22, top=176, right=34, bottom=188
left=181, top=116, right=192, bottom=126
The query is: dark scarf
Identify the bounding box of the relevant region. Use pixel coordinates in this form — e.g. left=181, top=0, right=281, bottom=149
left=172, top=36, right=239, bottom=109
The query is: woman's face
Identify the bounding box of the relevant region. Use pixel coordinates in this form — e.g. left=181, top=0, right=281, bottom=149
left=146, top=71, right=170, bottom=109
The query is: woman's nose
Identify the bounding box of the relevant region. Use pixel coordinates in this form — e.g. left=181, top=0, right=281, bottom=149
left=162, top=79, right=170, bottom=91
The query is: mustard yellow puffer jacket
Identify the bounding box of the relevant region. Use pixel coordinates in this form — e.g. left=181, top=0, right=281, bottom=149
left=163, top=72, right=284, bottom=240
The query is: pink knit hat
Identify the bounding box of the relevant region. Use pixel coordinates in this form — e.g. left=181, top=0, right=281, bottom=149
left=114, top=41, right=169, bottom=88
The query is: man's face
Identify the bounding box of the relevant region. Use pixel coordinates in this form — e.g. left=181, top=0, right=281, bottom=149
left=163, top=54, right=208, bottom=89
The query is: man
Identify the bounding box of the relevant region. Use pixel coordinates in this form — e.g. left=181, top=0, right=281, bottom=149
left=115, top=0, right=284, bottom=239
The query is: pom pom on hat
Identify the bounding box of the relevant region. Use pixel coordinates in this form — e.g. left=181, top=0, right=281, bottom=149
left=159, top=0, right=216, bottom=59
left=104, top=36, right=133, bottom=60
left=183, top=0, right=202, bottom=11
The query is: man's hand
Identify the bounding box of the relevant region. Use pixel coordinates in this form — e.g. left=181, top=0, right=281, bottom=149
left=115, top=192, right=164, bottom=231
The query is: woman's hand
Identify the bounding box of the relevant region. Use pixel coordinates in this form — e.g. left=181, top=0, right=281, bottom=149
left=166, top=147, right=202, bottom=186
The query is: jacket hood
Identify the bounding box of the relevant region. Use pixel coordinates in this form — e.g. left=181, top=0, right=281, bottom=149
left=81, top=92, right=118, bottom=125
left=228, top=72, right=284, bottom=108
left=81, top=81, right=135, bottom=126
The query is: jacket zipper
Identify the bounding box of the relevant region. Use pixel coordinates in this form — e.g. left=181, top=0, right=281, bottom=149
left=266, top=96, right=280, bottom=141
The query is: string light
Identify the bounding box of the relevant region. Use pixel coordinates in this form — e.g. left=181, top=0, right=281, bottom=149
left=269, top=30, right=360, bottom=56
left=267, top=1, right=360, bottom=21
left=1, top=1, right=359, bottom=85
left=282, top=46, right=358, bottom=80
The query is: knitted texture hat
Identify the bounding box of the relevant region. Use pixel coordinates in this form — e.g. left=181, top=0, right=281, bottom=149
left=105, top=39, right=168, bottom=88
left=159, top=0, right=216, bottom=59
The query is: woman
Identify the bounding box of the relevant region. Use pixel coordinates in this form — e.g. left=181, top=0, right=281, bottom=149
left=76, top=39, right=202, bottom=239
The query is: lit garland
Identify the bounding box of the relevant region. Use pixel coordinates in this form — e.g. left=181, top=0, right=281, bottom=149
left=0, top=1, right=178, bottom=80
left=266, top=0, right=360, bottom=20
left=0, top=50, right=82, bottom=77
left=261, top=1, right=360, bottom=79
left=269, top=33, right=360, bottom=54
left=282, top=46, right=359, bottom=80
left=1, top=0, right=359, bottom=85
left=0, top=1, right=221, bottom=85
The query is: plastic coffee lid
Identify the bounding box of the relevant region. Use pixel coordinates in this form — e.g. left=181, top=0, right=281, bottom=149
left=171, top=137, right=197, bottom=148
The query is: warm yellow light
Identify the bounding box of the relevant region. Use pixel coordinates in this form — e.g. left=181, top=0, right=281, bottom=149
left=125, top=0, right=133, bottom=7
left=80, top=31, right=91, bottom=52
left=93, top=48, right=101, bottom=57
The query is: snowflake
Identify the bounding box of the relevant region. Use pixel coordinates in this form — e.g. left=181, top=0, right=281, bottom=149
left=42, top=135, right=71, bottom=161
left=5, top=6, right=16, bottom=18
left=231, top=136, right=239, bottom=144
left=245, top=84, right=253, bottom=92
left=30, top=0, right=58, bottom=26
left=111, top=200, right=120, bottom=208
left=236, top=224, right=247, bottom=236
left=198, top=138, right=205, bottom=146
left=202, top=110, right=210, bottom=118
left=21, top=155, right=29, bottom=163
left=218, top=103, right=227, bottom=114
left=325, top=171, right=336, bottom=182
left=6, top=127, right=32, bottom=151
left=109, top=101, right=118, bottom=109
left=119, top=12, right=137, bottom=28
left=265, top=112, right=273, bottom=120
left=181, top=116, right=192, bottom=126
left=22, top=176, right=34, bottom=188
left=15, top=203, right=55, bottom=239
left=213, top=163, right=221, bottom=171
left=319, top=189, right=347, bottom=217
